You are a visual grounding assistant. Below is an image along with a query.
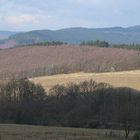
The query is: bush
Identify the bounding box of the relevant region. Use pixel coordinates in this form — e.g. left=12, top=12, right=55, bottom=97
left=80, top=40, right=109, bottom=48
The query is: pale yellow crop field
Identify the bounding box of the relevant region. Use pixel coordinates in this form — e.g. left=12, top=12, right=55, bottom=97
left=31, top=70, right=140, bottom=92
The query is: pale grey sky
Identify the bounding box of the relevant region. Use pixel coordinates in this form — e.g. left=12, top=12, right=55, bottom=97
left=0, top=0, right=140, bottom=31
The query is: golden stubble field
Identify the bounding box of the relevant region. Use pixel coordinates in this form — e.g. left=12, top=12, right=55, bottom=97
left=32, top=70, right=140, bottom=92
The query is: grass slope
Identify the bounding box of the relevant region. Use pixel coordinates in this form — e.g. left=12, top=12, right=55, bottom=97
left=0, top=124, right=129, bottom=140
left=32, top=70, right=140, bottom=92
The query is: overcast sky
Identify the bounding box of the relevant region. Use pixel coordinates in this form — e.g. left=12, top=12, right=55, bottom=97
left=0, top=0, right=140, bottom=31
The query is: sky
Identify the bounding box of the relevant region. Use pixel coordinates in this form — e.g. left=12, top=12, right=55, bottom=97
left=0, top=0, right=140, bottom=31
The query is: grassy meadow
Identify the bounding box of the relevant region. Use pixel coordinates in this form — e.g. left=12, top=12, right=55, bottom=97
left=0, top=124, right=130, bottom=140
left=32, top=70, right=140, bottom=92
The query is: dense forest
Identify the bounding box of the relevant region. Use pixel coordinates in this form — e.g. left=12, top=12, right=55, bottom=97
left=0, top=79, right=140, bottom=139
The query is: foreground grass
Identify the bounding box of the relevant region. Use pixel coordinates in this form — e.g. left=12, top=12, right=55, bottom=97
left=0, top=124, right=130, bottom=140
left=32, top=70, right=140, bottom=92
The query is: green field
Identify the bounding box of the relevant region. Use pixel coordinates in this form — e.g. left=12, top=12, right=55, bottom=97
left=0, top=124, right=131, bottom=140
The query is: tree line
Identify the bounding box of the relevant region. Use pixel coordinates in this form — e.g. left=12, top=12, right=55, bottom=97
left=15, top=39, right=140, bottom=50
left=15, top=41, right=68, bottom=48
left=0, top=79, right=140, bottom=138
left=111, top=44, right=140, bottom=51
left=80, top=40, right=140, bottom=50
left=80, top=40, right=109, bottom=48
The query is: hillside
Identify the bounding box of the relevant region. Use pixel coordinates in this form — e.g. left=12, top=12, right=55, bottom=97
left=9, top=26, right=140, bottom=45
left=0, top=45, right=140, bottom=79
left=1, top=26, right=140, bottom=48
left=0, top=31, right=18, bottom=49
left=32, top=70, right=140, bottom=91
left=0, top=39, right=17, bottom=49
left=0, top=31, right=17, bottom=40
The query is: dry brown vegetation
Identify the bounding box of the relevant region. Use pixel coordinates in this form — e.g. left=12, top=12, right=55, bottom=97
left=0, top=45, right=140, bottom=78
left=0, top=40, right=16, bottom=49
left=32, top=70, right=140, bottom=91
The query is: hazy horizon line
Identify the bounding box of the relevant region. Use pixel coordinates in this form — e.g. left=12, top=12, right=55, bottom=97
left=1, top=24, right=140, bottom=32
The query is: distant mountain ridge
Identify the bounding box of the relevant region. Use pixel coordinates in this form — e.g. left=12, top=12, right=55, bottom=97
left=1, top=25, right=140, bottom=48
left=0, top=31, right=17, bottom=40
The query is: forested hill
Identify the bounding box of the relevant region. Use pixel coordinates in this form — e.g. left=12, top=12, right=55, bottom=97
left=0, top=45, right=140, bottom=79
left=1, top=25, right=140, bottom=48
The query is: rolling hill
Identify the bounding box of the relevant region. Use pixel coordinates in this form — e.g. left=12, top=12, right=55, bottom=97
left=0, top=31, right=18, bottom=49
left=1, top=25, right=140, bottom=48
left=11, top=26, right=140, bottom=45
left=0, top=45, right=140, bottom=79
left=0, top=31, right=17, bottom=40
